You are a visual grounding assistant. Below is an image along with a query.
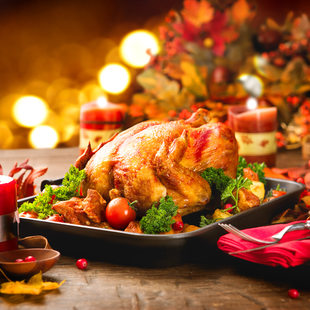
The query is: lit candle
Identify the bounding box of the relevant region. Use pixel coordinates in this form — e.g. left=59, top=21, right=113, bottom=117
left=80, top=97, right=125, bottom=153
left=0, top=175, right=18, bottom=251
left=228, top=103, right=277, bottom=167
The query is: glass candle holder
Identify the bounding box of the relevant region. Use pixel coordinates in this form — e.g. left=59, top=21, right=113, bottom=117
left=228, top=106, right=277, bottom=167
left=80, top=98, right=125, bottom=154
left=0, top=175, right=18, bottom=251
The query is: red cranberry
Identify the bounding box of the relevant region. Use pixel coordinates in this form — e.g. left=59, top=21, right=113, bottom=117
left=76, top=258, right=88, bottom=270
left=24, top=256, right=36, bottom=262
left=15, top=258, right=24, bottom=263
left=224, top=203, right=234, bottom=213
left=288, top=288, right=300, bottom=299
left=173, top=221, right=184, bottom=231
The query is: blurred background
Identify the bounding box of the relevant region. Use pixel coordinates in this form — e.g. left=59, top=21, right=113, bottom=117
left=1, top=0, right=310, bottom=149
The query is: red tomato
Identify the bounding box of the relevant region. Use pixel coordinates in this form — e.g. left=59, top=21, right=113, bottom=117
left=105, top=198, right=136, bottom=230
left=46, top=214, right=64, bottom=222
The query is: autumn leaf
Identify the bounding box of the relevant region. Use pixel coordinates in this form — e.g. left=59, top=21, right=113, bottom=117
left=231, top=0, right=252, bottom=24
left=0, top=272, right=65, bottom=295
left=180, top=61, right=208, bottom=98
left=182, top=0, right=214, bottom=27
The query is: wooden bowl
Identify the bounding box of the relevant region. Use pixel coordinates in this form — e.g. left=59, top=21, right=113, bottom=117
left=0, top=248, right=60, bottom=278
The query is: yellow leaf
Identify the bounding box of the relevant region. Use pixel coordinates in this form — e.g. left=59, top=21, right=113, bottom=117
left=0, top=272, right=65, bottom=295
left=182, top=0, right=214, bottom=27
left=266, top=18, right=281, bottom=31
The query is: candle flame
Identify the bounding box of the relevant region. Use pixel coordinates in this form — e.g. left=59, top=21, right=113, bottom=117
left=246, top=96, right=258, bottom=110
left=97, top=96, right=108, bottom=107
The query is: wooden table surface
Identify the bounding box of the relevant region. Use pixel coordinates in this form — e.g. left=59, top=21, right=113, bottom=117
left=0, top=147, right=310, bottom=310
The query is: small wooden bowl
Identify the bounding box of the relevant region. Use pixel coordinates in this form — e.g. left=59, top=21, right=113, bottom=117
left=0, top=248, right=60, bottom=278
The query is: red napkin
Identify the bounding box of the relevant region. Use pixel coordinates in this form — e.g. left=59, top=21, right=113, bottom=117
left=217, top=220, right=310, bottom=268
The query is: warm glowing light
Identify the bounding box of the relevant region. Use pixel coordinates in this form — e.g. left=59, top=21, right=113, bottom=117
left=13, top=96, right=48, bottom=128
left=120, top=30, right=159, bottom=68
left=29, top=125, right=59, bottom=148
left=98, top=64, right=131, bottom=94
left=238, top=74, right=264, bottom=98
left=246, top=97, right=258, bottom=110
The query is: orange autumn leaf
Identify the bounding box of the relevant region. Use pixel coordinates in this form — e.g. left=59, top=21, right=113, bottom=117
left=182, top=0, right=214, bottom=27
left=231, top=0, right=252, bottom=24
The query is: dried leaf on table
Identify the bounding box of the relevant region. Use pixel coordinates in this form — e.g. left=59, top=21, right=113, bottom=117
left=0, top=272, right=65, bottom=295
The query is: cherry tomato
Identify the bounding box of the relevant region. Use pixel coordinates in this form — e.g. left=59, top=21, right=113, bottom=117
left=46, top=214, right=64, bottom=222
left=76, top=258, right=88, bottom=270
left=172, top=221, right=184, bottom=231
left=105, top=198, right=136, bottom=230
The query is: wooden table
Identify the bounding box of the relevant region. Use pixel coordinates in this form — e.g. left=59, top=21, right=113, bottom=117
left=0, top=147, right=309, bottom=309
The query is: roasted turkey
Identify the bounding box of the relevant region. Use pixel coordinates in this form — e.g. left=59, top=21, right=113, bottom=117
left=75, top=109, right=238, bottom=216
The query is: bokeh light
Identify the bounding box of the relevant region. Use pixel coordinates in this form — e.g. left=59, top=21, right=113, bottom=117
left=98, top=63, right=131, bottom=94
left=12, top=96, right=48, bottom=128
left=29, top=125, right=59, bottom=148
left=120, top=30, right=159, bottom=68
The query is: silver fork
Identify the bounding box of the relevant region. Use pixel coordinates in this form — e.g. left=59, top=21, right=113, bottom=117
left=218, top=221, right=310, bottom=244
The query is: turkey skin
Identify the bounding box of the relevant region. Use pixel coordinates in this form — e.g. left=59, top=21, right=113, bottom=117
left=77, top=109, right=238, bottom=216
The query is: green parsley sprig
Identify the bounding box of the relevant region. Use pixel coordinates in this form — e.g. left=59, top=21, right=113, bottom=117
left=200, top=167, right=232, bottom=192
left=19, top=165, right=86, bottom=219
left=140, top=196, right=178, bottom=234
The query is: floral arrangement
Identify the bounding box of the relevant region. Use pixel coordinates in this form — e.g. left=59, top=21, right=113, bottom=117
left=129, top=0, right=255, bottom=121
left=251, top=13, right=310, bottom=148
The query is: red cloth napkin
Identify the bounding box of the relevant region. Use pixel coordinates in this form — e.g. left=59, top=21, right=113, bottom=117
left=217, top=221, right=310, bottom=268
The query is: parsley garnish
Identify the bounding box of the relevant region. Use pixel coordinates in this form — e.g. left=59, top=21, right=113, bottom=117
left=19, top=165, right=86, bottom=219
left=221, top=176, right=252, bottom=212
left=200, top=216, right=216, bottom=227
left=140, top=196, right=178, bottom=234
left=200, top=167, right=232, bottom=192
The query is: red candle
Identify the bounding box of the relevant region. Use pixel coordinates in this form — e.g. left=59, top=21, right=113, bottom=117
left=80, top=98, right=125, bottom=153
left=0, top=175, right=18, bottom=251
left=228, top=106, right=277, bottom=167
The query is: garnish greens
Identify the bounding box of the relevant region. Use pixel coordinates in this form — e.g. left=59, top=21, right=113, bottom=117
left=237, top=156, right=266, bottom=184
left=200, top=167, right=232, bottom=192
left=19, top=165, right=86, bottom=219
left=140, top=196, right=178, bottom=234
left=221, top=175, right=252, bottom=212
left=200, top=216, right=216, bottom=227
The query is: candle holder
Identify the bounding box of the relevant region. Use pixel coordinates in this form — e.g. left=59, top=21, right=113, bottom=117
left=0, top=175, right=18, bottom=252
left=80, top=98, right=125, bottom=153
left=228, top=106, right=277, bottom=167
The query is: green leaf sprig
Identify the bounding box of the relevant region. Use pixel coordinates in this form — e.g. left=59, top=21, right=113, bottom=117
left=140, top=196, right=178, bottom=234
left=19, top=165, right=86, bottom=219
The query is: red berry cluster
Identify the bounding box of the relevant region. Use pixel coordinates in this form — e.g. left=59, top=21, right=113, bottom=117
left=262, top=37, right=310, bottom=67
left=15, top=255, right=36, bottom=263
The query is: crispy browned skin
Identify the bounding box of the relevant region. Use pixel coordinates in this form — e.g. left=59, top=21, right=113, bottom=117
left=52, top=189, right=106, bottom=225
left=80, top=109, right=238, bottom=216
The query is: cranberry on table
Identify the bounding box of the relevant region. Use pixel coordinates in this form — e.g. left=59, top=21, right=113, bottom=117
left=288, top=289, right=300, bottom=299
left=76, top=258, right=88, bottom=270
